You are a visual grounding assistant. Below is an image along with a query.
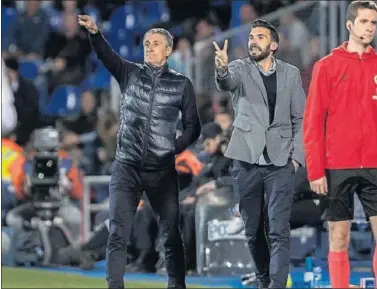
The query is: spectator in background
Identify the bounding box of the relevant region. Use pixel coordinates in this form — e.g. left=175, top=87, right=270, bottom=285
left=214, top=108, right=233, bottom=147
left=48, top=0, right=82, bottom=32
left=55, top=0, right=80, bottom=13
left=214, top=108, right=232, bottom=130
left=62, top=90, right=98, bottom=174
left=1, top=59, right=17, bottom=136
left=43, top=11, right=91, bottom=93
left=4, top=57, right=40, bottom=147
left=253, top=0, right=283, bottom=15
left=231, top=3, right=258, bottom=59
left=279, top=11, right=310, bottom=66
left=194, top=18, right=219, bottom=94
left=95, top=109, right=119, bottom=174
left=240, top=3, right=258, bottom=25
left=274, top=29, right=304, bottom=71
left=302, top=36, right=320, bottom=94
left=3, top=1, right=50, bottom=60
left=168, top=37, right=193, bottom=81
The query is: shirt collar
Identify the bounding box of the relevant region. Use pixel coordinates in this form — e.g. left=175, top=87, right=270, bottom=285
left=253, top=57, right=276, bottom=76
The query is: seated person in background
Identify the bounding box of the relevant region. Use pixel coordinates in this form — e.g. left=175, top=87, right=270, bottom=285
left=290, top=166, right=322, bottom=229
left=3, top=1, right=50, bottom=60
left=57, top=197, right=159, bottom=272
left=4, top=57, right=40, bottom=147
left=214, top=107, right=233, bottom=133
left=43, top=10, right=91, bottom=93
left=62, top=90, right=98, bottom=174
left=6, top=127, right=84, bottom=244
left=1, top=132, right=25, bottom=222
left=1, top=58, right=17, bottom=136
left=95, top=109, right=119, bottom=175
left=179, top=122, right=233, bottom=273
left=180, top=122, right=232, bottom=205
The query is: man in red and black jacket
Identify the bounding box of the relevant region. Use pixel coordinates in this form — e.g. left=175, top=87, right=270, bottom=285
left=303, top=1, right=377, bottom=287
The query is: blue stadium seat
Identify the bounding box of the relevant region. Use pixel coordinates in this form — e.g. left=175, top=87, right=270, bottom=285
left=44, top=86, right=81, bottom=117
left=109, top=3, right=138, bottom=31
left=1, top=7, right=17, bottom=37
left=18, top=60, right=42, bottom=80
left=109, top=31, right=132, bottom=59
left=84, top=62, right=111, bottom=90
left=137, top=0, right=168, bottom=29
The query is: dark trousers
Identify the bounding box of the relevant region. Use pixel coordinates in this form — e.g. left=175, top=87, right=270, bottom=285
left=106, top=160, right=186, bottom=288
left=180, top=203, right=196, bottom=271
left=231, top=160, right=295, bottom=289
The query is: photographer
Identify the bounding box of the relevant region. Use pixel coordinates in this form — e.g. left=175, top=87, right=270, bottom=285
left=6, top=127, right=83, bottom=244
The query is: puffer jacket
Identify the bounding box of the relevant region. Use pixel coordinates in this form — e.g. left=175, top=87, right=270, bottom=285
left=90, top=31, right=201, bottom=170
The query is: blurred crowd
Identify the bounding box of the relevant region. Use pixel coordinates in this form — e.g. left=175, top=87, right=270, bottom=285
left=1, top=0, right=333, bottom=276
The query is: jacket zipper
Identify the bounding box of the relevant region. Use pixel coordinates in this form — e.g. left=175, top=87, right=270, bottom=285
left=359, top=55, right=364, bottom=169
left=140, top=71, right=157, bottom=168
left=118, top=122, right=123, bottom=149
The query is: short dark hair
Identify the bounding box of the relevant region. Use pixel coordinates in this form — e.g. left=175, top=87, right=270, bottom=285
left=143, top=28, right=174, bottom=48
left=201, top=122, right=222, bottom=140
left=250, top=19, right=280, bottom=46
left=346, top=0, right=377, bottom=23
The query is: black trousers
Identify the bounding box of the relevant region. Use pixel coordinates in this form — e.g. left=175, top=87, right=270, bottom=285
left=231, top=160, right=295, bottom=289
left=106, top=160, right=186, bottom=288
left=180, top=203, right=196, bottom=271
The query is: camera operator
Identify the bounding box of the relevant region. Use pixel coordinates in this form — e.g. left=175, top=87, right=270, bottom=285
left=6, top=127, right=83, bottom=244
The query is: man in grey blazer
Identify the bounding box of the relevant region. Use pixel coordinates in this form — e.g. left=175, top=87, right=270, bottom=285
left=213, top=19, right=306, bottom=288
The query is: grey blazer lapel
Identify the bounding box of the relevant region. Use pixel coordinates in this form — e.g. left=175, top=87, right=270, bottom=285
left=275, top=59, right=287, bottom=106
left=246, top=58, right=268, bottom=106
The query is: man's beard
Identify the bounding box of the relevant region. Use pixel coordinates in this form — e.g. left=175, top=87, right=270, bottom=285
left=248, top=45, right=271, bottom=62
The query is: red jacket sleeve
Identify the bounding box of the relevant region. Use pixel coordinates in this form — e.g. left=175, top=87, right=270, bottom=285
left=303, top=60, right=330, bottom=181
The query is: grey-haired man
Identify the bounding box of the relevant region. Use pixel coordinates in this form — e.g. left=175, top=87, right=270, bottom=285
left=79, top=15, right=201, bottom=288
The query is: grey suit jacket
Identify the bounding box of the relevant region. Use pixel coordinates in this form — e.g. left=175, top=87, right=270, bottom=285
left=216, top=57, right=306, bottom=167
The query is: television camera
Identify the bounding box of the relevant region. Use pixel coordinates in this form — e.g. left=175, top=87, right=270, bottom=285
left=29, top=127, right=63, bottom=221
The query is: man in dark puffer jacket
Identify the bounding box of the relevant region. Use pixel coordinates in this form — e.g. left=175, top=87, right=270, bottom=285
left=78, top=15, right=201, bottom=289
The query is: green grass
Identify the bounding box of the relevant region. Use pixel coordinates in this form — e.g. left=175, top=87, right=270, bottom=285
left=2, top=267, right=167, bottom=288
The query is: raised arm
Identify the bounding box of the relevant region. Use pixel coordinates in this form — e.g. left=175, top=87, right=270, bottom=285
left=213, top=39, right=243, bottom=92
left=78, top=15, right=136, bottom=90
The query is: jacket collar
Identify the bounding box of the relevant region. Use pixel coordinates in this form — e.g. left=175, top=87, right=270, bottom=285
left=144, top=62, right=169, bottom=77
left=333, top=42, right=377, bottom=60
